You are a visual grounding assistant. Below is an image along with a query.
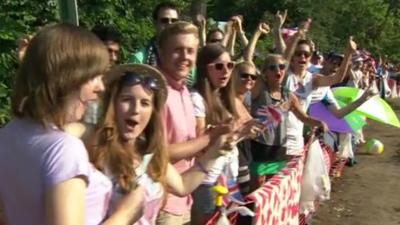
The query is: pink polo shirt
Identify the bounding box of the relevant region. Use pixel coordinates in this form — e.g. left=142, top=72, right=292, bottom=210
left=161, top=75, right=197, bottom=215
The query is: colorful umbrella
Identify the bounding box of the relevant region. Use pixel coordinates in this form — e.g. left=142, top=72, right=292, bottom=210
left=332, top=87, right=400, bottom=128
left=309, top=102, right=366, bottom=133
left=309, top=102, right=352, bottom=133
left=336, top=99, right=367, bottom=131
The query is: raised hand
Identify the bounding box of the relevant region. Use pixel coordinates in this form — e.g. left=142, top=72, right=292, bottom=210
left=274, top=10, right=287, bottom=29
left=258, top=22, right=271, bottom=35
left=347, top=36, right=357, bottom=53
left=194, top=14, right=206, bottom=27
left=231, top=15, right=244, bottom=33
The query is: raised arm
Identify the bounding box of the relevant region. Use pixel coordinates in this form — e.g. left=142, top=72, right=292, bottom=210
left=233, top=15, right=249, bottom=47
left=243, top=22, right=270, bottom=63
left=221, top=21, right=234, bottom=48
left=329, top=86, right=376, bottom=118
left=195, top=15, right=207, bottom=47
left=226, top=24, right=237, bottom=57
left=313, top=37, right=357, bottom=88
left=273, top=10, right=287, bottom=54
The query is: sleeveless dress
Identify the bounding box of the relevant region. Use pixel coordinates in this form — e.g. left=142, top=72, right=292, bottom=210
left=250, top=83, right=289, bottom=176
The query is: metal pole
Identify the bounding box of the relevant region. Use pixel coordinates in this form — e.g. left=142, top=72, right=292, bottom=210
left=57, top=0, right=79, bottom=26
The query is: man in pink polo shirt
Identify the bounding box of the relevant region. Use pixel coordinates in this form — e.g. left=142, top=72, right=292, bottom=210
left=155, top=21, right=221, bottom=225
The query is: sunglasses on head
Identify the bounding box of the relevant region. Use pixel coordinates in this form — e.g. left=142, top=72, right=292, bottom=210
left=267, top=64, right=286, bottom=71
left=295, top=50, right=311, bottom=58
left=209, top=62, right=235, bottom=71
left=159, top=17, right=178, bottom=24
left=240, top=73, right=257, bottom=81
left=121, top=71, right=160, bottom=90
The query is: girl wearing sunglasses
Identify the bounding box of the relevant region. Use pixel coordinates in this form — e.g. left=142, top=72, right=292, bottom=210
left=232, top=61, right=259, bottom=195
left=88, top=64, right=237, bottom=225
left=249, top=54, right=328, bottom=189
left=190, top=44, right=263, bottom=224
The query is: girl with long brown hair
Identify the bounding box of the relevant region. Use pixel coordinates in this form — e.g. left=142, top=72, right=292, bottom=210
left=0, top=23, right=144, bottom=225
left=190, top=44, right=263, bottom=225
left=89, top=64, right=237, bottom=225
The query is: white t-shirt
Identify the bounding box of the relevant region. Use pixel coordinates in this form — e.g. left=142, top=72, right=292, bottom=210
left=285, top=71, right=314, bottom=155
left=190, top=90, right=239, bottom=184
left=347, top=69, right=364, bottom=88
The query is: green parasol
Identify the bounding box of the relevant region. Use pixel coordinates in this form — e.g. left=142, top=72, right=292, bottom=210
left=333, top=87, right=400, bottom=128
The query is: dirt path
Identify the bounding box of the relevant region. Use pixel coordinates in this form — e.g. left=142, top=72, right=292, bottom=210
left=313, top=99, right=400, bottom=225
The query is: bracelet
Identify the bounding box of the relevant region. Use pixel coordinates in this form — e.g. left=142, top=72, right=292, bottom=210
left=195, top=161, right=209, bottom=175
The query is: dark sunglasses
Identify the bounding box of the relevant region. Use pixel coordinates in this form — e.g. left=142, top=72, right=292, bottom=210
left=209, top=62, right=235, bottom=71
left=267, top=64, right=286, bottom=71
left=209, top=38, right=223, bottom=43
left=240, top=73, right=257, bottom=81
left=295, top=50, right=312, bottom=58
left=330, top=60, right=342, bottom=67
left=121, top=72, right=159, bottom=90
left=159, top=17, right=178, bottom=24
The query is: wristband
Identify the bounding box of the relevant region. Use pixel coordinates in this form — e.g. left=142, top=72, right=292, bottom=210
left=195, top=161, right=209, bottom=175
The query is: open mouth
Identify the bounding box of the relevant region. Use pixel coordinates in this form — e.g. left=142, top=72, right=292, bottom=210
left=125, top=118, right=138, bottom=130
left=298, top=60, right=307, bottom=65
left=220, top=76, right=229, bottom=82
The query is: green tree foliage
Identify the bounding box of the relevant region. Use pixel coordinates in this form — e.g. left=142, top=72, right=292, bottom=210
left=0, top=0, right=399, bottom=125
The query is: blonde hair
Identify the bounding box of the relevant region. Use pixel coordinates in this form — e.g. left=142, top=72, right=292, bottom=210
left=233, top=61, right=256, bottom=91
left=261, top=54, right=286, bottom=72
left=12, top=23, right=109, bottom=129
left=157, top=21, right=198, bottom=49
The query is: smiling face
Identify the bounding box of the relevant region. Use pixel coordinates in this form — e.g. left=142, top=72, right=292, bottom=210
left=292, top=43, right=312, bottom=73
left=159, top=33, right=199, bottom=83
left=206, top=52, right=233, bottom=88
left=237, top=64, right=257, bottom=93
left=115, top=84, right=154, bottom=142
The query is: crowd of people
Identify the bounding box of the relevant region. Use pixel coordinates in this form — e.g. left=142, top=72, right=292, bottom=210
left=1, top=2, right=398, bottom=225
